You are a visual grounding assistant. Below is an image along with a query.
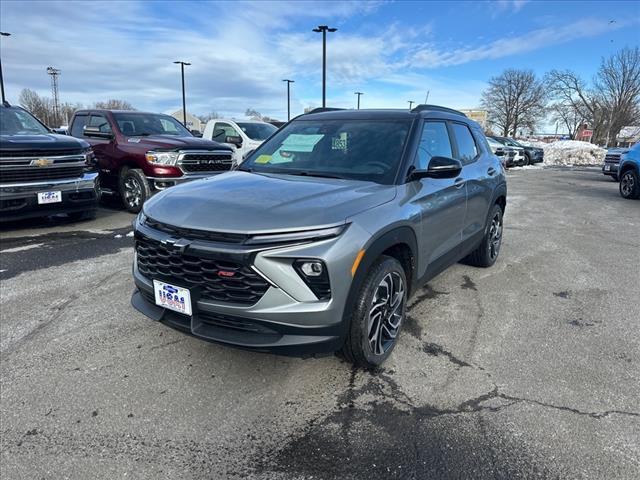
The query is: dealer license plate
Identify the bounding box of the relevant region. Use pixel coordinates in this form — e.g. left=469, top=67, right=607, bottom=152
left=604, top=165, right=611, bottom=171
left=37, top=191, right=62, bottom=204
left=153, top=280, right=192, bottom=316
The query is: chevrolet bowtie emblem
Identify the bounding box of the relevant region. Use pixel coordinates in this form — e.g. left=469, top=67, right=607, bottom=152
left=31, top=158, right=54, bottom=167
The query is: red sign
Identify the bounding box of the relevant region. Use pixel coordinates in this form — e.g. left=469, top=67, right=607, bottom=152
left=580, top=129, right=593, bottom=138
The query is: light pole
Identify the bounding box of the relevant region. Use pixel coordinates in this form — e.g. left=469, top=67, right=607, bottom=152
left=283, top=79, right=294, bottom=121
left=312, top=25, right=337, bottom=108
left=0, top=32, right=11, bottom=104
left=408, top=100, right=414, bottom=110
left=173, top=61, right=191, bottom=127
left=354, top=91, right=363, bottom=109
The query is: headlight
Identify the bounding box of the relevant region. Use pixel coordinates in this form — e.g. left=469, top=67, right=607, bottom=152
left=145, top=151, right=180, bottom=165
left=136, top=211, right=147, bottom=226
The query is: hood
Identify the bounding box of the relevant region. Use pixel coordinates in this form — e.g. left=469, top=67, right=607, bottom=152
left=143, top=171, right=397, bottom=233
left=0, top=133, right=89, bottom=152
left=607, top=147, right=629, bottom=154
left=128, top=135, right=232, bottom=152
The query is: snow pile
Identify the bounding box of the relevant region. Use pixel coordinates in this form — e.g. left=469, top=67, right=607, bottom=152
left=542, top=140, right=606, bottom=166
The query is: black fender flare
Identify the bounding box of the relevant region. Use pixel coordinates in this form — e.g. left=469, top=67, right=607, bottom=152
left=339, top=226, right=419, bottom=338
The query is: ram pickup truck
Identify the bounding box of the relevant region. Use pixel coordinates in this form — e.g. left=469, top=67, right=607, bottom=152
left=1, top=104, right=99, bottom=222
left=69, top=110, right=234, bottom=212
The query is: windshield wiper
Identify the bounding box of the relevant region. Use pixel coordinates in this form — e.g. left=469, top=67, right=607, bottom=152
left=284, top=171, right=344, bottom=180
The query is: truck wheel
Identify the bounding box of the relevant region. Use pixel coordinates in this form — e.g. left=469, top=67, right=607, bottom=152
left=119, top=168, right=150, bottom=213
left=340, top=256, right=407, bottom=369
left=464, top=204, right=503, bottom=267
left=619, top=169, right=640, bottom=199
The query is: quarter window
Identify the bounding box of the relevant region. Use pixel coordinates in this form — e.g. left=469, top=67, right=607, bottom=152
left=417, top=121, right=452, bottom=170
left=451, top=123, right=478, bottom=165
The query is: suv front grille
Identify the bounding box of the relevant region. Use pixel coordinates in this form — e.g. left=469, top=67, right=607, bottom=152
left=179, top=152, right=233, bottom=173
left=144, top=217, right=249, bottom=244
left=604, top=153, right=621, bottom=163
left=0, top=166, right=84, bottom=183
left=135, top=235, right=270, bottom=306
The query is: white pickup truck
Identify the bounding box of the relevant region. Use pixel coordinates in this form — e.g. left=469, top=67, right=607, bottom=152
left=202, top=119, right=277, bottom=164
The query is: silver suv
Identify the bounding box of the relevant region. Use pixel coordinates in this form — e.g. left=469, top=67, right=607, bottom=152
left=131, top=105, right=507, bottom=368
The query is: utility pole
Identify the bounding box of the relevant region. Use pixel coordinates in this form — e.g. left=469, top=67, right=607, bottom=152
left=0, top=32, right=10, bottom=104
left=312, top=25, right=337, bottom=108
left=354, top=91, right=363, bottom=109
left=283, top=79, right=294, bottom=121
left=173, top=61, right=191, bottom=127
left=46, top=67, right=61, bottom=126
left=408, top=100, right=414, bottom=110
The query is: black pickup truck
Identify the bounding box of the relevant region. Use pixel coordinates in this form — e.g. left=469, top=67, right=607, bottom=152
left=1, top=103, right=100, bottom=222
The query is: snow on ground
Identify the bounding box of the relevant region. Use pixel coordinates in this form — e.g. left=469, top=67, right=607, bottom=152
left=541, top=140, right=606, bottom=167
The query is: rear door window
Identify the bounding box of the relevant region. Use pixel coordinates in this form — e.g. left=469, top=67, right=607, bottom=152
left=451, top=123, right=478, bottom=165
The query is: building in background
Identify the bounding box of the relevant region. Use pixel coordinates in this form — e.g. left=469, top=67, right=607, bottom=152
left=170, top=109, right=202, bottom=133
left=616, top=126, right=640, bottom=147
left=459, top=109, right=487, bottom=129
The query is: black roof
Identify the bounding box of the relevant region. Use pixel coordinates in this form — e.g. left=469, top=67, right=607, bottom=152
left=300, top=105, right=473, bottom=124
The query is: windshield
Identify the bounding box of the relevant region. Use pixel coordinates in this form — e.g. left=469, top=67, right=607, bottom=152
left=112, top=112, right=192, bottom=137
left=502, top=138, right=523, bottom=147
left=241, top=119, right=411, bottom=184
left=0, top=107, right=49, bottom=135
left=236, top=122, right=277, bottom=141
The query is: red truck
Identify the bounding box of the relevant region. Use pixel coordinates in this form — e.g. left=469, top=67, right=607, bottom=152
left=68, top=110, right=234, bottom=212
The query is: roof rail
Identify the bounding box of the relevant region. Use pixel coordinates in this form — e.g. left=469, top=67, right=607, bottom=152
left=304, top=107, right=345, bottom=114
left=410, top=104, right=467, bottom=117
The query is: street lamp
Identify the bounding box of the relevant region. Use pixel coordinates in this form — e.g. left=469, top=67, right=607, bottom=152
left=0, top=32, right=11, bottom=104
left=173, top=61, right=191, bottom=127
left=408, top=100, right=414, bottom=110
left=354, top=91, right=363, bottom=110
left=312, top=25, right=337, bottom=108
left=283, top=79, right=294, bottom=121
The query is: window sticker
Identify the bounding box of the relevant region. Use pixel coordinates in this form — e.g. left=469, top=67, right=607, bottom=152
left=255, top=154, right=272, bottom=164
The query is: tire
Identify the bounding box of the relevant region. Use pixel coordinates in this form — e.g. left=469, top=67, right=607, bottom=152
left=67, top=210, right=97, bottom=221
left=464, top=204, right=504, bottom=267
left=523, top=153, right=531, bottom=166
left=119, top=168, right=151, bottom=213
left=619, top=169, right=640, bottom=199
left=340, top=256, right=408, bottom=369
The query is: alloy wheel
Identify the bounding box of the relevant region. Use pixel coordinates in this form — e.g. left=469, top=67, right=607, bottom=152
left=368, top=272, right=405, bottom=356
left=488, top=212, right=503, bottom=260
left=620, top=172, right=635, bottom=197
left=124, top=177, right=142, bottom=208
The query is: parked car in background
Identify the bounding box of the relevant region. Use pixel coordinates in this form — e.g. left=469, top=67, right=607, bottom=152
left=131, top=105, right=507, bottom=368
left=202, top=119, right=277, bottom=164
left=602, top=146, right=630, bottom=181
left=487, top=136, right=516, bottom=167
left=1, top=104, right=99, bottom=222
left=618, top=143, right=640, bottom=199
left=69, top=110, right=234, bottom=213
left=495, top=137, right=544, bottom=165
left=489, top=136, right=525, bottom=166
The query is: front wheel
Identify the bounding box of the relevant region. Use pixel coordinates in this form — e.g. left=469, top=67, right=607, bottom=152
left=340, top=256, right=407, bottom=369
left=619, top=169, right=640, bottom=199
left=523, top=153, right=531, bottom=166
left=119, top=168, right=151, bottom=213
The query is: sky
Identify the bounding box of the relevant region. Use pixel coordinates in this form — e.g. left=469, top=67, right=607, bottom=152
left=1, top=0, right=639, bottom=126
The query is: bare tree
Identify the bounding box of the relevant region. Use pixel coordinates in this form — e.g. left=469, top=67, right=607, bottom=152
left=481, top=69, right=547, bottom=136
left=94, top=99, right=135, bottom=110
left=549, top=101, right=584, bottom=139
left=197, top=111, right=219, bottom=123
left=18, top=89, right=54, bottom=126
left=245, top=108, right=263, bottom=120
left=546, top=47, right=640, bottom=145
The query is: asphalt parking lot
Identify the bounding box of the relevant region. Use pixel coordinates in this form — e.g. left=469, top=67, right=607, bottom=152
left=1, top=168, right=638, bottom=480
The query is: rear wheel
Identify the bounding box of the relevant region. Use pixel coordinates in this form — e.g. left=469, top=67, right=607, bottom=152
left=341, top=256, right=407, bottom=369
left=119, top=168, right=151, bottom=213
left=464, top=204, right=503, bottom=267
left=619, top=169, right=640, bottom=199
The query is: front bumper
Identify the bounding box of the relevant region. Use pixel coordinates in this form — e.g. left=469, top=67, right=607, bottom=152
left=602, top=163, right=619, bottom=176
left=130, top=220, right=368, bottom=355
left=0, top=172, right=100, bottom=221
left=147, top=172, right=227, bottom=190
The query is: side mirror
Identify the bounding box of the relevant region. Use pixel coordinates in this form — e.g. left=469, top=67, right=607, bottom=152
left=408, top=156, right=462, bottom=181
left=225, top=135, right=243, bottom=147
left=84, top=126, right=113, bottom=139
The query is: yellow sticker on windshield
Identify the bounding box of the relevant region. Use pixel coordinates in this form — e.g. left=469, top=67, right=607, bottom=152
left=255, top=155, right=272, bottom=164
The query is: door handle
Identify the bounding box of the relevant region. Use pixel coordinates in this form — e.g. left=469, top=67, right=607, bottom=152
left=487, top=167, right=496, bottom=176
left=454, top=178, right=465, bottom=189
